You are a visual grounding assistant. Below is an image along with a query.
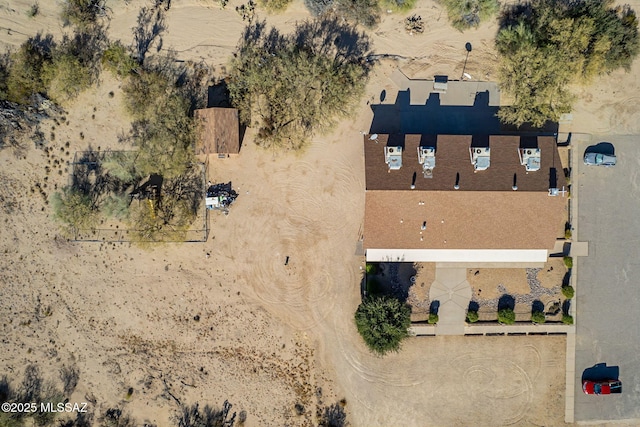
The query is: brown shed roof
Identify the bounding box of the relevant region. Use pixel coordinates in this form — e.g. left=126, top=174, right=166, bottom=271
left=194, top=108, right=240, bottom=155
left=363, top=190, right=567, bottom=250
left=364, top=134, right=566, bottom=192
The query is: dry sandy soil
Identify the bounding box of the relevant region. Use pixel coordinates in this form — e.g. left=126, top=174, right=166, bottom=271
left=2, top=0, right=640, bottom=426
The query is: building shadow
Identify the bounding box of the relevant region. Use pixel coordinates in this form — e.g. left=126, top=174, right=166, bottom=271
left=370, top=90, right=501, bottom=135
left=369, top=87, right=558, bottom=136
left=582, top=363, right=620, bottom=382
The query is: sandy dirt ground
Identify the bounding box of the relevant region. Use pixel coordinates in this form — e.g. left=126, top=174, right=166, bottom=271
left=1, top=0, right=638, bottom=425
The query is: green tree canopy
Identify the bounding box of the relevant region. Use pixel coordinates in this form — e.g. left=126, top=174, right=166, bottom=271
left=228, top=19, right=371, bottom=150
left=496, top=0, right=639, bottom=127
left=439, top=0, right=499, bottom=31
left=355, top=295, right=411, bottom=355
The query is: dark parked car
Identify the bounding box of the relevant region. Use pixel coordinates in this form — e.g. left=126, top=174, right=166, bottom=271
left=584, top=152, right=617, bottom=166
left=582, top=379, right=622, bottom=395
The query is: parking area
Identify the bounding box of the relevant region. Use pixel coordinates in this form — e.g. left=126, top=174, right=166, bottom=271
left=575, top=135, right=640, bottom=421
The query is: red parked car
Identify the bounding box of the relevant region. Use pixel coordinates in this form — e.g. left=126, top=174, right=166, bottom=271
left=582, top=380, right=622, bottom=395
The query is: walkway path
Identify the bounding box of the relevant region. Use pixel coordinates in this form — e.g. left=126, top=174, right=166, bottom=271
left=429, top=267, right=471, bottom=335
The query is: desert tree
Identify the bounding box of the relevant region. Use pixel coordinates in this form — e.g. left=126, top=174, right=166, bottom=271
left=258, top=0, right=293, bottom=12
left=51, top=187, right=99, bottom=236
left=5, top=33, right=55, bottom=104
left=102, top=40, right=137, bottom=77
left=439, top=0, right=499, bottom=31
left=228, top=18, right=371, bottom=150
left=354, top=295, right=411, bottom=355
left=496, top=0, right=639, bottom=127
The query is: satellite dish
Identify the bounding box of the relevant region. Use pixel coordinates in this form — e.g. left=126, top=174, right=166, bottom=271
left=527, top=150, right=532, bottom=155
left=370, top=134, right=378, bottom=141
left=388, top=147, right=394, bottom=153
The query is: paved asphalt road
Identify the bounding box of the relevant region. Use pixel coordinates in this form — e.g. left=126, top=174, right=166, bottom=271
left=575, top=135, right=640, bottom=421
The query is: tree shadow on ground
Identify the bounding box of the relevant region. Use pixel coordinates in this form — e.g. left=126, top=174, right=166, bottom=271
left=498, top=294, right=515, bottom=311
left=532, top=300, right=544, bottom=313
left=132, top=4, right=166, bottom=64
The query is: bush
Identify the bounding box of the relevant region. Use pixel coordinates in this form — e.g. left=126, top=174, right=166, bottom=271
left=27, top=3, right=40, bottom=18
left=562, top=285, right=575, bottom=299
left=102, top=41, right=137, bottom=77
left=466, top=310, right=479, bottom=323
left=562, top=314, right=574, bottom=325
left=51, top=188, right=98, bottom=236
left=228, top=19, right=371, bottom=150
left=61, top=0, right=107, bottom=29
left=565, top=228, right=572, bottom=239
left=404, top=14, right=424, bottom=34
left=42, top=52, right=92, bottom=103
left=427, top=313, right=439, bottom=324
left=563, top=256, right=573, bottom=269
left=304, top=0, right=334, bottom=16
left=6, top=34, right=55, bottom=104
left=365, top=263, right=378, bottom=274
left=380, top=0, right=416, bottom=13
left=334, top=0, right=380, bottom=28
left=258, top=0, right=293, bottom=12
left=531, top=311, right=545, bottom=324
left=439, top=0, right=499, bottom=31
left=496, top=0, right=640, bottom=127
left=498, top=308, right=515, bottom=325
left=355, top=295, right=411, bottom=355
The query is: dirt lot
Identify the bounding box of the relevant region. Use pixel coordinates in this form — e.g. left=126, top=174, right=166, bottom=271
left=1, top=0, right=638, bottom=425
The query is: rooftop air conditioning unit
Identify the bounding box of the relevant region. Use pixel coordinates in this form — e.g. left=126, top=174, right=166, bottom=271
left=519, top=148, right=541, bottom=172
left=384, top=146, right=403, bottom=170
left=417, top=147, right=436, bottom=178
left=470, top=147, right=490, bottom=171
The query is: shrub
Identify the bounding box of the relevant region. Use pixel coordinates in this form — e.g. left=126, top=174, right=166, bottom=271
left=531, top=311, right=545, bottom=324
left=61, top=0, right=107, bottom=29
left=42, top=52, right=92, bottom=103
left=102, top=41, right=137, bottom=77
left=101, top=194, right=131, bottom=220
left=258, top=0, right=293, bottom=12
left=562, top=285, right=575, bottom=299
left=565, top=228, right=572, bottom=239
left=562, top=314, right=574, bottom=325
left=333, top=0, right=380, bottom=28
left=439, top=0, right=499, bottom=30
left=365, top=263, right=378, bottom=274
left=428, top=313, right=439, bottom=324
left=498, top=308, right=515, bottom=324
left=380, top=0, right=416, bottom=13
left=404, top=14, right=425, bottom=34
left=6, top=34, right=55, bottom=104
left=304, top=0, right=334, bottom=16
left=51, top=188, right=98, bottom=236
left=228, top=19, right=371, bottom=150
left=563, top=256, right=573, bottom=269
left=466, top=310, right=479, bottom=323
left=27, top=3, right=40, bottom=18
left=355, top=295, right=411, bottom=355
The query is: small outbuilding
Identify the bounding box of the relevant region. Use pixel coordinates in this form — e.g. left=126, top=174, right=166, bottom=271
left=194, top=107, right=241, bottom=157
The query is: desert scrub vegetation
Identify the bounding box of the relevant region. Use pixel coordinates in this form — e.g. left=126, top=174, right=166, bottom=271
left=61, top=0, right=109, bottom=29
left=439, top=0, right=499, bottom=31
left=496, top=0, right=640, bottom=127
left=258, top=0, right=293, bottom=12
left=102, top=41, right=138, bottom=77
left=228, top=19, right=371, bottom=150
left=51, top=187, right=99, bottom=236
left=531, top=310, right=545, bottom=324
left=304, top=0, right=381, bottom=27
left=355, top=295, right=411, bottom=355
